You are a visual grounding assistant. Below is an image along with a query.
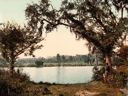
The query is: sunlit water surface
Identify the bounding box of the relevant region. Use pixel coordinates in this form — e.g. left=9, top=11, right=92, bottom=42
left=18, top=66, right=93, bottom=84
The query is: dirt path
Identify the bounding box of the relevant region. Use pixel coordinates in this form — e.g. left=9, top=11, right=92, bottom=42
left=75, top=90, right=99, bottom=96
left=120, top=88, right=128, bottom=96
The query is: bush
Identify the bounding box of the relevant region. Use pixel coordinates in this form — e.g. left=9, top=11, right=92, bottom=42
left=0, top=69, right=29, bottom=96
left=92, top=66, right=105, bottom=81
left=92, top=66, right=128, bottom=88
left=113, top=72, right=128, bottom=88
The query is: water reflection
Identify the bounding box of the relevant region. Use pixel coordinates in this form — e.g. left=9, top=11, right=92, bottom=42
left=21, top=66, right=93, bottom=84
left=57, top=66, right=65, bottom=83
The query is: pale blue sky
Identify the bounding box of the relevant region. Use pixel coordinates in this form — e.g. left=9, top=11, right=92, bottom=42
left=0, top=0, right=88, bottom=58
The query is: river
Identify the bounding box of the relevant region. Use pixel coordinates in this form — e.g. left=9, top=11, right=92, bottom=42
left=19, top=66, right=94, bottom=84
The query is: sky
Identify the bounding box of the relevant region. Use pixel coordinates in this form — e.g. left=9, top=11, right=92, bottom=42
left=0, top=0, right=89, bottom=58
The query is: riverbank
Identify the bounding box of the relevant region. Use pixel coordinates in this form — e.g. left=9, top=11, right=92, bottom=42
left=27, top=81, right=124, bottom=96
left=0, top=65, right=128, bottom=96
left=27, top=65, right=128, bottom=96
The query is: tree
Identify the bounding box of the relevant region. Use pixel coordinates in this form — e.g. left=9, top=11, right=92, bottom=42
left=35, top=60, right=44, bottom=67
left=62, top=55, right=66, bottom=63
left=25, top=0, right=128, bottom=71
left=69, top=56, right=73, bottom=62
left=56, top=53, right=61, bottom=66
left=0, top=22, right=43, bottom=75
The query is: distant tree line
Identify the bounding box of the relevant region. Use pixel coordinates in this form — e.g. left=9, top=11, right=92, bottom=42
left=44, top=54, right=95, bottom=64
left=14, top=54, right=96, bottom=66
left=1, top=50, right=127, bottom=67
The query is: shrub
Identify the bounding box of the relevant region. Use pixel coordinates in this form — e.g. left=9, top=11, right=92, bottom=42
left=92, top=66, right=105, bottom=81
left=0, top=69, right=29, bottom=96
left=92, top=66, right=128, bottom=88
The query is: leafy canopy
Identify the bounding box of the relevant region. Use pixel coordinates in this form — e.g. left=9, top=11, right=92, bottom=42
left=25, top=0, right=128, bottom=57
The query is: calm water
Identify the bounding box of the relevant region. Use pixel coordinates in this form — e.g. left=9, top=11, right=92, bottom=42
left=20, top=66, right=93, bottom=84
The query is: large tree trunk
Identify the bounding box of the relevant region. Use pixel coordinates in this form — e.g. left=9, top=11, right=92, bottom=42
left=104, top=54, right=112, bottom=67
left=104, top=53, right=113, bottom=73
left=103, top=53, right=112, bottom=82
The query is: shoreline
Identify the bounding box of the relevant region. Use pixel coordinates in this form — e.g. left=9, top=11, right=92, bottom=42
left=0, top=64, right=102, bottom=68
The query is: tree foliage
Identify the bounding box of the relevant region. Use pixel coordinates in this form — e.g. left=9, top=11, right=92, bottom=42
left=0, top=22, right=43, bottom=73
left=35, top=60, right=44, bottom=67
left=56, top=53, right=61, bottom=65
left=112, top=0, right=128, bottom=46
left=25, top=0, right=128, bottom=66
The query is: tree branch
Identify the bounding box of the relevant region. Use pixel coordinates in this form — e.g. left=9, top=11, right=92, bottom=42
left=64, top=12, right=104, bottom=52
